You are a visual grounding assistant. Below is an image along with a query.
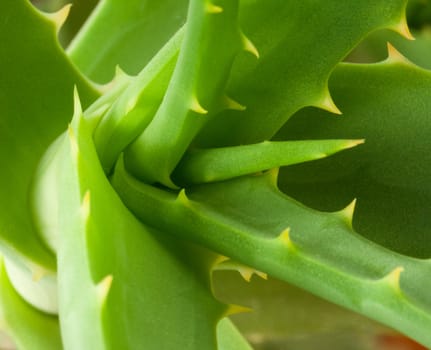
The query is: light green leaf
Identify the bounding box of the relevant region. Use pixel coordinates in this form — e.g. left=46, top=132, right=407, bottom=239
left=0, top=0, right=98, bottom=269
left=67, top=0, right=188, bottom=83
left=112, top=161, right=431, bottom=348
left=33, top=96, right=250, bottom=349
left=0, top=256, right=62, bottom=350
left=173, top=139, right=363, bottom=185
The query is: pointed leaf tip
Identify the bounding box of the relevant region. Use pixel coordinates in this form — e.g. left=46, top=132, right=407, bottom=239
left=345, top=139, right=365, bottom=149
left=190, top=95, right=208, bottom=114
left=277, top=228, right=297, bottom=251
left=225, top=304, right=253, bottom=316
left=241, top=32, right=259, bottom=58
left=381, top=266, right=404, bottom=293
left=390, top=17, right=414, bottom=40
left=213, top=255, right=230, bottom=268
left=222, top=95, right=246, bottom=111
left=206, top=3, right=223, bottom=14
left=386, top=43, right=412, bottom=64
left=337, top=199, right=356, bottom=229
left=235, top=265, right=267, bottom=282
left=96, top=274, right=113, bottom=304
left=45, top=4, right=72, bottom=34
left=316, top=92, right=342, bottom=115
left=265, top=167, right=280, bottom=187
left=176, top=188, right=191, bottom=206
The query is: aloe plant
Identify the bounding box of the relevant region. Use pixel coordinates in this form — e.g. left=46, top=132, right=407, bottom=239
left=1, top=0, right=431, bottom=348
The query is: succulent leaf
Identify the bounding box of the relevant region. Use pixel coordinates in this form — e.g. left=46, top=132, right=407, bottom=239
left=197, top=0, right=410, bottom=146
left=124, top=0, right=247, bottom=187
left=67, top=0, right=188, bottom=83
left=278, top=57, right=431, bottom=258
left=33, top=96, right=249, bottom=349
left=93, top=27, right=184, bottom=173
left=2, top=0, right=431, bottom=347
left=0, top=0, right=98, bottom=270
left=112, top=161, right=431, bottom=348
left=173, top=139, right=364, bottom=185
left=0, top=257, right=62, bottom=350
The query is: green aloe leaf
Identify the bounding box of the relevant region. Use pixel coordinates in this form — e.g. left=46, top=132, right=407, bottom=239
left=124, top=0, right=248, bottom=187
left=67, top=0, right=188, bottom=83
left=197, top=0, right=411, bottom=147
left=173, top=139, right=363, bottom=185
left=33, top=93, right=250, bottom=349
left=93, top=28, right=183, bottom=173
left=277, top=53, right=431, bottom=258
left=0, top=256, right=62, bottom=350
left=0, top=0, right=98, bottom=269
left=112, top=162, right=431, bottom=348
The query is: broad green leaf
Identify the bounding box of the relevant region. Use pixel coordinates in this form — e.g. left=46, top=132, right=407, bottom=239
left=67, top=0, right=188, bottom=83
left=0, top=256, right=62, bottom=350
left=34, top=95, right=251, bottom=349
left=277, top=57, right=431, bottom=258
left=0, top=0, right=98, bottom=269
left=196, top=0, right=410, bottom=147
left=112, top=162, right=431, bottom=348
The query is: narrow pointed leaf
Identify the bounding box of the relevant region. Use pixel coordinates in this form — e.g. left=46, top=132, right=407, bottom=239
left=173, top=139, right=363, bottom=185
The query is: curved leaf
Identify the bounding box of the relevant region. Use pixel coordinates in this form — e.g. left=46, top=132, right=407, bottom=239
left=112, top=162, right=431, bottom=348
left=67, top=0, right=188, bottom=83
left=196, top=0, right=410, bottom=146
left=173, top=139, right=363, bottom=185
left=0, top=0, right=98, bottom=269
left=32, top=96, right=251, bottom=349
left=277, top=56, right=431, bottom=258
left=0, top=256, right=62, bottom=350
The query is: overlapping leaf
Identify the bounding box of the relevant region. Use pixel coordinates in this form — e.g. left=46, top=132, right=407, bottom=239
left=0, top=0, right=98, bottom=269
left=0, top=257, right=62, bottom=350
left=34, top=95, right=250, bottom=349
left=112, top=161, right=431, bottom=348
left=196, top=0, right=410, bottom=146
left=278, top=55, right=431, bottom=258
left=67, top=0, right=188, bottom=83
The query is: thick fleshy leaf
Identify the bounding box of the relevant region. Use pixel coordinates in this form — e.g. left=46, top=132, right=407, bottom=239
left=277, top=57, right=431, bottom=258
left=124, top=0, right=248, bottom=187
left=93, top=28, right=183, bottom=173
left=0, top=0, right=98, bottom=269
left=112, top=162, right=431, bottom=348
left=196, top=0, right=410, bottom=146
left=0, top=257, right=62, bottom=350
left=32, top=97, right=252, bottom=349
left=67, top=0, right=188, bottom=83
left=173, top=139, right=363, bottom=185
